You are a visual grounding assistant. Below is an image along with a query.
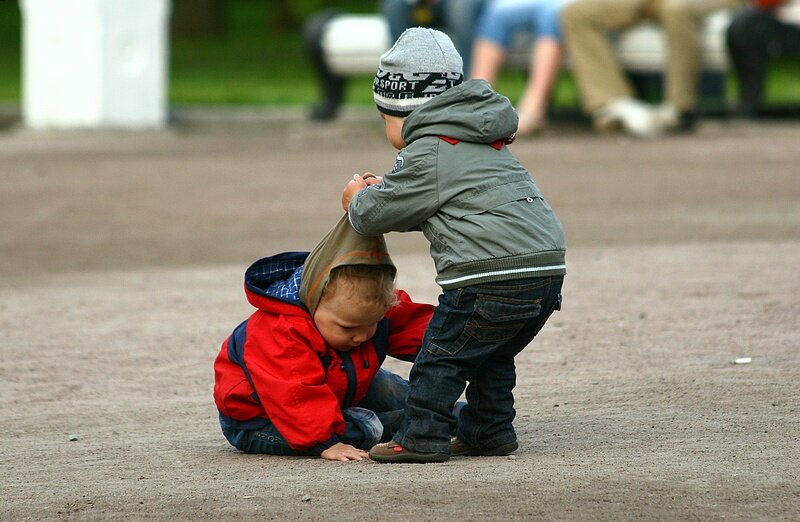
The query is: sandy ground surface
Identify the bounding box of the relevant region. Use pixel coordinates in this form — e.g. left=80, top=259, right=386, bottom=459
left=1, top=113, right=799, bottom=520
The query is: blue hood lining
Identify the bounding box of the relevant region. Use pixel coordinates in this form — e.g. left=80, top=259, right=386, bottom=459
left=265, top=265, right=304, bottom=301
left=245, top=252, right=308, bottom=303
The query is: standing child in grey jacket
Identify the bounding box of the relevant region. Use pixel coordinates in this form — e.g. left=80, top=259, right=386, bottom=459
left=341, top=27, right=566, bottom=463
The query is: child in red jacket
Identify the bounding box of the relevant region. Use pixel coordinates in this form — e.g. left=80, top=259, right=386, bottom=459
left=213, top=216, right=434, bottom=461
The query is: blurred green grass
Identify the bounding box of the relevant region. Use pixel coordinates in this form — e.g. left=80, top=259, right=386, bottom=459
left=0, top=2, right=21, bottom=102
left=170, top=1, right=318, bottom=106
left=0, top=1, right=796, bottom=111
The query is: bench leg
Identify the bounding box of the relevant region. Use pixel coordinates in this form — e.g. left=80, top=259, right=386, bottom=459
left=303, top=10, right=347, bottom=121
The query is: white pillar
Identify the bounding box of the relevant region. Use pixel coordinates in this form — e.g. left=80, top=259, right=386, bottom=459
left=20, top=0, right=171, bottom=129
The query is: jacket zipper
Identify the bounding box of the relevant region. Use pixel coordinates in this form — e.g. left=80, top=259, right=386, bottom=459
left=340, top=352, right=357, bottom=409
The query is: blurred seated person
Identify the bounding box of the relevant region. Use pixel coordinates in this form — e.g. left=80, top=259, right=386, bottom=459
left=470, top=0, right=574, bottom=135
left=561, top=0, right=744, bottom=137
left=726, top=0, right=800, bottom=118
left=381, top=0, right=486, bottom=74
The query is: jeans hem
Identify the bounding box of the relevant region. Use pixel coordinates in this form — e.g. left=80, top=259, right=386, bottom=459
left=393, top=434, right=452, bottom=455
left=457, top=431, right=517, bottom=450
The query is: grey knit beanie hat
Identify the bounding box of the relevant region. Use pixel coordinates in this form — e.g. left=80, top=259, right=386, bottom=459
left=373, top=27, right=464, bottom=117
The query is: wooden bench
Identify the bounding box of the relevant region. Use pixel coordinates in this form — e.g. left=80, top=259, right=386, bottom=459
left=304, top=10, right=733, bottom=120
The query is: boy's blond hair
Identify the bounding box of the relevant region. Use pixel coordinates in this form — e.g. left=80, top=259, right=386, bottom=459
left=321, top=264, right=397, bottom=312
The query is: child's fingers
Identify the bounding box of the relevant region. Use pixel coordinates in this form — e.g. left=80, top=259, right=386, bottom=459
left=340, top=453, right=364, bottom=461
left=348, top=447, right=366, bottom=456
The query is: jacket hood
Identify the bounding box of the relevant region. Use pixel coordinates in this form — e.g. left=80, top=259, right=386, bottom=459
left=244, top=251, right=308, bottom=313
left=299, top=214, right=396, bottom=316
left=243, top=217, right=395, bottom=317
left=402, top=79, right=518, bottom=145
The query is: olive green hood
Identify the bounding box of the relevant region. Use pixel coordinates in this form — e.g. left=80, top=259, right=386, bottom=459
left=299, top=214, right=396, bottom=316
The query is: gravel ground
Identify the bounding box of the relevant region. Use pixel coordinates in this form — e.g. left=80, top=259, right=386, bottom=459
left=1, top=115, right=799, bottom=520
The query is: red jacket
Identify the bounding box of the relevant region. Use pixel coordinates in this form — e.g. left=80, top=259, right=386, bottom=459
left=213, top=252, right=433, bottom=453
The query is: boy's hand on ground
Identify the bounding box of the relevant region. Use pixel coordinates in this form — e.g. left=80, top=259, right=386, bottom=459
left=341, top=174, right=368, bottom=211
left=320, top=442, right=368, bottom=462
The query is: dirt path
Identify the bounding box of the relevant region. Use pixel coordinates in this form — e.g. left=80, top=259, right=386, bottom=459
left=1, top=117, right=798, bottom=520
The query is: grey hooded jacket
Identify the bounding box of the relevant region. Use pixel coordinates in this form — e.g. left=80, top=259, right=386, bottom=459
left=349, top=79, right=566, bottom=289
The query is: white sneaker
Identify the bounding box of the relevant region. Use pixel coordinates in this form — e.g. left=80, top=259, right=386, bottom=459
left=593, top=98, right=663, bottom=138
left=653, top=103, right=679, bottom=130
left=654, top=103, right=696, bottom=133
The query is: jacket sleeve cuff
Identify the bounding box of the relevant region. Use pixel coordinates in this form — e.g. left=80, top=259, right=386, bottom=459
left=346, top=210, right=365, bottom=235
left=309, top=433, right=341, bottom=456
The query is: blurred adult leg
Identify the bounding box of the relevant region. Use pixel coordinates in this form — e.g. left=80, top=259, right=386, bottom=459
left=440, top=0, right=487, bottom=74
left=470, top=38, right=507, bottom=84
left=381, top=0, right=416, bottom=42
left=471, top=0, right=541, bottom=85
left=726, top=6, right=772, bottom=117
left=726, top=6, right=800, bottom=117
left=470, top=0, right=516, bottom=84
left=516, top=37, right=563, bottom=134
left=562, top=0, right=666, bottom=136
left=657, top=0, right=745, bottom=116
left=561, top=0, right=645, bottom=113
left=472, top=0, right=567, bottom=134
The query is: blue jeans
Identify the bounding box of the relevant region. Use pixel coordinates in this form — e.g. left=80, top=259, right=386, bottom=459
left=476, top=0, right=571, bottom=46
left=221, top=368, right=409, bottom=455
left=394, top=276, right=563, bottom=454
left=381, top=0, right=486, bottom=74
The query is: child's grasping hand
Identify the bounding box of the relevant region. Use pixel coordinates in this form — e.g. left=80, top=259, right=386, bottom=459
left=341, top=173, right=382, bottom=212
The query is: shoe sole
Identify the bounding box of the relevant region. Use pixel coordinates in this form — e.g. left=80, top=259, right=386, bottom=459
left=369, top=450, right=450, bottom=464
left=452, top=440, right=519, bottom=457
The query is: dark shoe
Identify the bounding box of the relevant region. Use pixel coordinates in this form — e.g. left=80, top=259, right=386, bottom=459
left=677, top=111, right=697, bottom=132
left=369, top=440, right=449, bottom=463
left=450, top=438, right=519, bottom=457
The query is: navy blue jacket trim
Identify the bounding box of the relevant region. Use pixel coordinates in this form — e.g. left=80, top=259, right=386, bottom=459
left=373, top=318, right=389, bottom=366
left=227, top=319, right=261, bottom=405
left=310, top=434, right=342, bottom=455
left=340, top=351, right=357, bottom=409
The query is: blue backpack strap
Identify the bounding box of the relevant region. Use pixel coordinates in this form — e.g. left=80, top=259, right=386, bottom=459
left=227, top=319, right=261, bottom=405
left=372, top=318, right=389, bottom=366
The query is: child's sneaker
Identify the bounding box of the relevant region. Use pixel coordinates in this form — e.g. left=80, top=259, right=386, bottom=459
left=368, top=440, right=449, bottom=463
left=450, top=438, right=519, bottom=456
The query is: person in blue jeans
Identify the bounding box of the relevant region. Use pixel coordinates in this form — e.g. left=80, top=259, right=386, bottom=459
left=381, top=0, right=486, bottom=74
left=214, top=216, right=436, bottom=461
left=470, top=0, right=573, bottom=135
left=220, top=368, right=409, bottom=457
left=342, top=28, right=566, bottom=463
left=395, top=278, right=563, bottom=461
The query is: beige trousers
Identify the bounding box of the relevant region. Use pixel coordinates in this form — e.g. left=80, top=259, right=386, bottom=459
left=562, top=0, right=743, bottom=113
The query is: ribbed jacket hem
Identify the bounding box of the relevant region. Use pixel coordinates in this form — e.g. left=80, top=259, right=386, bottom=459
left=435, top=251, right=566, bottom=289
